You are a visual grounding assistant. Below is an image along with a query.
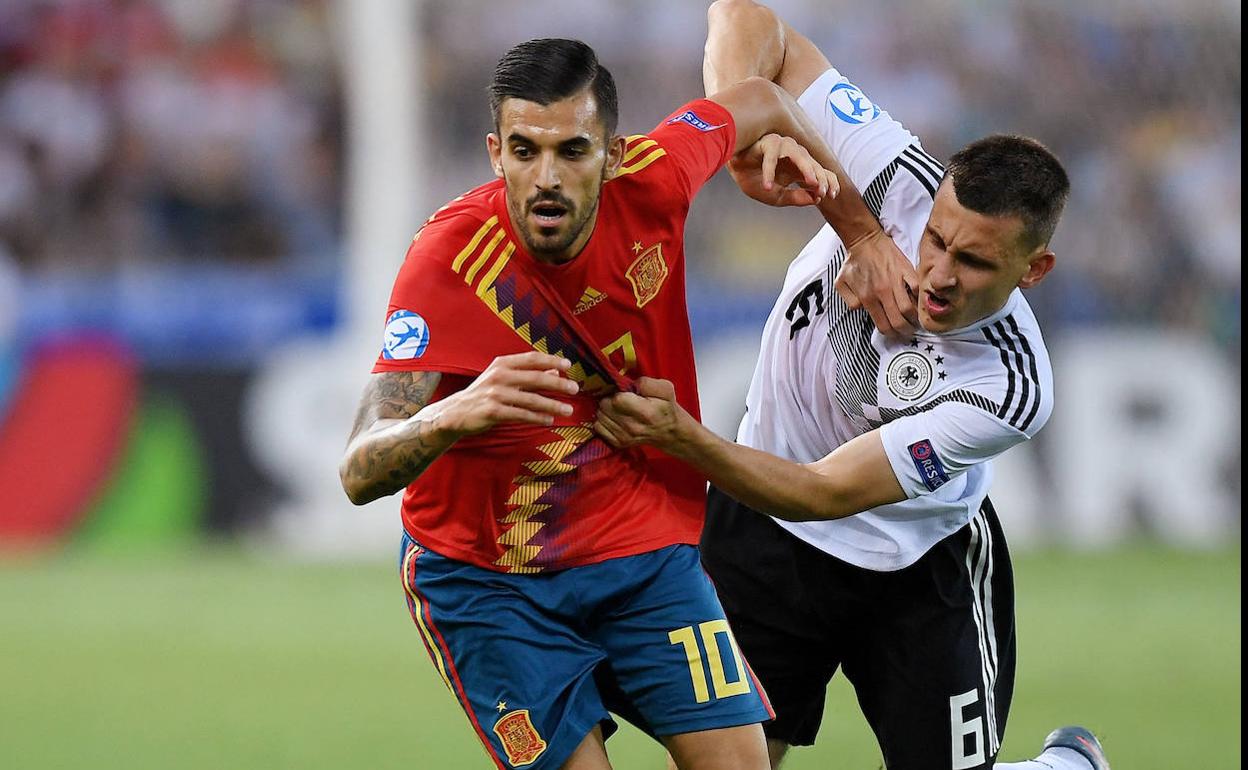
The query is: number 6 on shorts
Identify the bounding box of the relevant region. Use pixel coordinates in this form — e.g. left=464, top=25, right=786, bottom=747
left=668, top=620, right=752, bottom=703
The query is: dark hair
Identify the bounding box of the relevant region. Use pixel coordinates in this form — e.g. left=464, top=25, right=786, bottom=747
left=489, top=39, right=619, bottom=136
left=944, top=135, right=1070, bottom=250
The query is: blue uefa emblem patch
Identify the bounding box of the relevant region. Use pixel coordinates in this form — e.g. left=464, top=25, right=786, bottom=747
left=382, top=310, right=430, bottom=360
left=828, top=82, right=880, bottom=125
left=908, top=439, right=950, bottom=492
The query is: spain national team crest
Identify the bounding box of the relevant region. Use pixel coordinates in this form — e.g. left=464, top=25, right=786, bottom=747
left=626, top=242, right=669, bottom=308
left=493, top=709, right=547, bottom=767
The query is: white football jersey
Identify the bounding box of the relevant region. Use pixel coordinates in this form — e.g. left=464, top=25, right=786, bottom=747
left=736, top=68, right=1054, bottom=571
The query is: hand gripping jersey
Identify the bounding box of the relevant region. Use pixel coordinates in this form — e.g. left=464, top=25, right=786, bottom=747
left=738, top=69, right=1055, bottom=571
left=375, top=99, right=737, bottom=573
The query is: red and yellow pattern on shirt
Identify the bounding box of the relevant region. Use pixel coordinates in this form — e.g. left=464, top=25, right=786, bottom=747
left=374, top=99, right=736, bottom=573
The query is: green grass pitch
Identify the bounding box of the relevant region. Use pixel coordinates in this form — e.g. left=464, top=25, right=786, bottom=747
left=1, top=544, right=1238, bottom=768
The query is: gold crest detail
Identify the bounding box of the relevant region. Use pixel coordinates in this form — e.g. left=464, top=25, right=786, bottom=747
left=625, top=243, right=668, bottom=308
left=493, top=709, right=547, bottom=766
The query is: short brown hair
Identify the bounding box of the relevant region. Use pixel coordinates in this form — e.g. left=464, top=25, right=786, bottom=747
left=945, top=135, right=1070, bottom=250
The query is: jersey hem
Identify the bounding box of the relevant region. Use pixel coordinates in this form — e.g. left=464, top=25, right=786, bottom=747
left=771, top=516, right=967, bottom=572
left=372, top=360, right=483, bottom=377
left=878, top=419, right=927, bottom=500
left=648, top=708, right=773, bottom=738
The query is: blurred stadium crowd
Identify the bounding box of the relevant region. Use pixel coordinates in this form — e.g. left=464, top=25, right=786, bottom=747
left=0, top=0, right=1239, bottom=350
left=0, top=0, right=341, bottom=272
left=424, top=0, right=1242, bottom=351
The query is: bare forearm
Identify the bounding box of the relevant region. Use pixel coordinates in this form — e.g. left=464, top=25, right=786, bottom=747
left=595, top=380, right=904, bottom=519
left=666, top=417, right=852, bottom=521
left=704, top=0, right=786, bottom=94
left=339, top=407, right=460, bottom=505
left=758, top=85, right=882, bottom=246
left=707, top=2, right=881, bottom=246
left=340, top=354, right=578, bottom=505
left=720, top=79, right=882, bottom=246
left=772, top=94, right=884, bottom=246
left=340, top=370, right=455, bottom=506
left=814, top=161, right=883, bottom=247
left=769, top=89, right=882, bottom=246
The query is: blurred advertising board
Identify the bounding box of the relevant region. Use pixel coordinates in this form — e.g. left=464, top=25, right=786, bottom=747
left=1, top=271, right=1237, bottom=556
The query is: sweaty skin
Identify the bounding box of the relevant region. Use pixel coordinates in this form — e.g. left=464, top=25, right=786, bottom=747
left=918, top=181, right=1054, bottom=333
left=488, top=92, right=625, bottom=264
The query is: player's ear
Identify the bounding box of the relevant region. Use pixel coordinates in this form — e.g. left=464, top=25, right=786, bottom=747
left=486, top=133, right=504, bottom=179
left=1017, top=249, right=1055, bottom=290
left=603, top=134, right=626, bottom=180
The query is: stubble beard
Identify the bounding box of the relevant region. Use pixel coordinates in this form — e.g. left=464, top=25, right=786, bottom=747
left=506, top=166, right=607, bottom=263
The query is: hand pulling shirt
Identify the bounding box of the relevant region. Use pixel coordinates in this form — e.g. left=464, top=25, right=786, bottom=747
left=737, top=69, right=1054, bottom=570
left=375, top=100, right=737, bottom=573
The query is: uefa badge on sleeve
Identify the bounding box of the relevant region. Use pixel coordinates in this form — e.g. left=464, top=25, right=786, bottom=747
left=666, top=110, right=726, bottom=132
left=908, top=439, right=950, bottom=491
left=382, top=309, right=430, bottom=360
left=828, top=82, right=880, bottom=125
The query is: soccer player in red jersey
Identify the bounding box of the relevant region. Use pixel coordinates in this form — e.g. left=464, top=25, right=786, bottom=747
left=339, top=38, right=906, bottom=770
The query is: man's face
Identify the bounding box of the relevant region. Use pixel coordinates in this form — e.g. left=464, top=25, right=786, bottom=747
left=487, top=89, right=624, bottom=264
left=917, top=180, right=1055, bottom=332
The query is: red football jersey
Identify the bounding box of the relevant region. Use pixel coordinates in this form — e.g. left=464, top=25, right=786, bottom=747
left=373, top=99, right=736, bottom=573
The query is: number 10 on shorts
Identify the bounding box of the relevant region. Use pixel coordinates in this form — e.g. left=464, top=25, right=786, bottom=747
left=668, top=620, right=751, bottom=703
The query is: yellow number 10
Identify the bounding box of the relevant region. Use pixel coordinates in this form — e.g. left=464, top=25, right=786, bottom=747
left=668, top=620, right=752, bottom=703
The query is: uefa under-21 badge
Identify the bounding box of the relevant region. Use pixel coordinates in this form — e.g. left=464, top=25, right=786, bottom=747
left=908, top=439, right=950, bottom=492
left=886, top=350, right=933, bottom=401
left=493, top=709, right=547, bottom=766
left=667, top=110, right=725, bottom=132
left=382, top=309, right=430, bottom=359
left=828, top=82, right=880, bottom=125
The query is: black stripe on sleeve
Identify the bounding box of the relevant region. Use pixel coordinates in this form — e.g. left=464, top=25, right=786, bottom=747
left=906, top=145, right=946, bottom=178
left=861, top=160, right=900, bottom=220
left=992, top=321, right=1032, bottom=428
left=1005, top=314, right=1044, bottom=432
left=895, top=155, right=937, bottom=198
left=902, top=145, right=945, bottom=184
left=982, top=324, right=1018, bottom=423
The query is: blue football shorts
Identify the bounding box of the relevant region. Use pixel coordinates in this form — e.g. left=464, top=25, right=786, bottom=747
left=399, top=532, right=773, bottom=769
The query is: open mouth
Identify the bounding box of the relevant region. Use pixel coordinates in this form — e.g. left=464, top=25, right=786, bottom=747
left=530, top=201, right=568, bottom=229
left=924, top=290, right=953, bottom=316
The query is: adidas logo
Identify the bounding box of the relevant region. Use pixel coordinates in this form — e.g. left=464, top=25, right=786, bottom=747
left=574, top=286, right=607, bottom=314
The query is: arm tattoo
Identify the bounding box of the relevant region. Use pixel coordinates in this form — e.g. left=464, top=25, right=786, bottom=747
left=341, top=371, right=450, bottom=504
left=347, top=370, right=442, bottom=439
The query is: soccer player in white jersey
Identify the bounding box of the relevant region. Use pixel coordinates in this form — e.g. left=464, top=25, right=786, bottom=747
left=592, top=2, right=1110, bottom=769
